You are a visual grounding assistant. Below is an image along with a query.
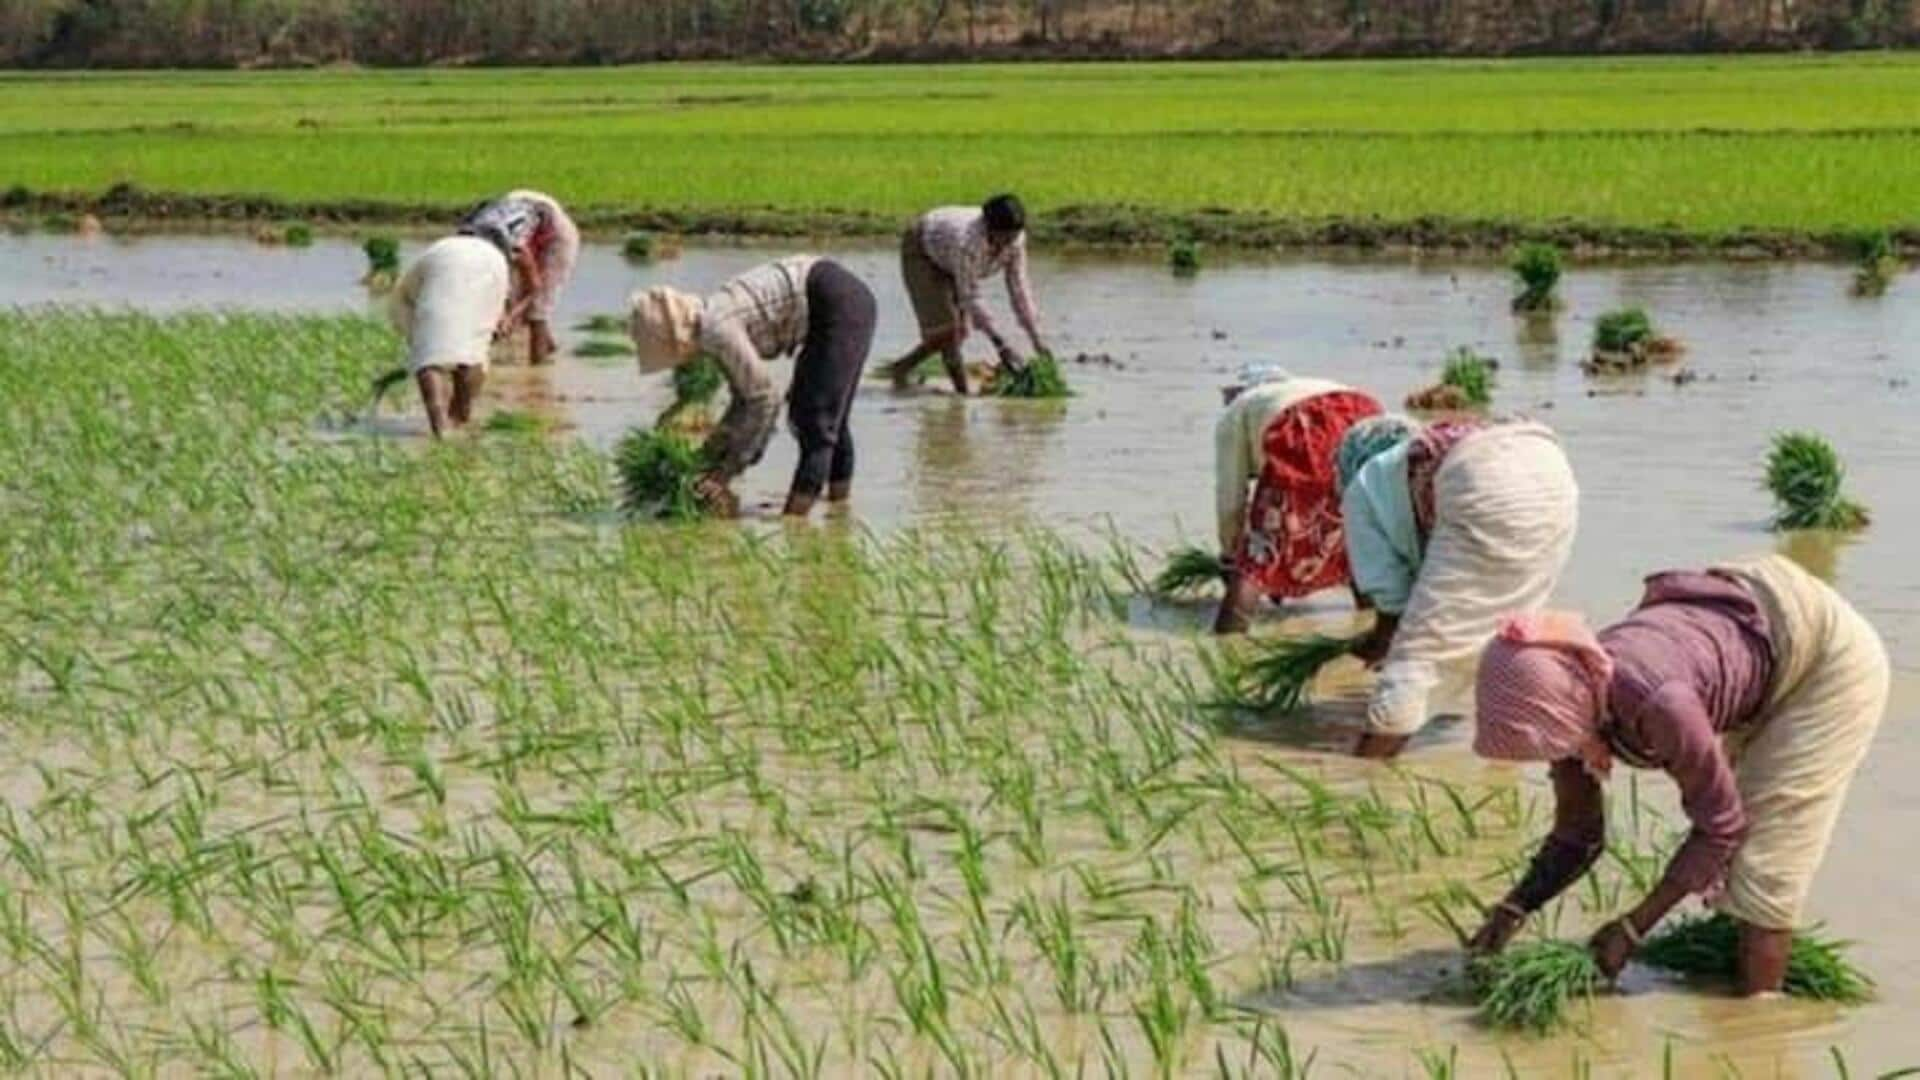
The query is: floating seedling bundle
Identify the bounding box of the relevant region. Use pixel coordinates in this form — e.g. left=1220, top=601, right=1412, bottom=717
left=1765, top=431, right=1869, bottom=532
left=1509, top=242, right=1563, bottom=312
left=573, top=313, right=626, bottom=335
left=1849, top=230, right=1900, bottom=297
left=1168, top=236, right=1202, bottom=277
left=1640, top=914, right=1874, bottom=1002
left=1408, top=347, right=1495, bottom=410
left=615, top=428, right=719, bottom=521
left=987, top=352, right=1073, bottom=398
left=573, top=337, right=634, bottom=358
left=1153, top=545, right=1227, bottom=597
left=1586, top=307, right=1684, bottom=372
left=1469, top=941, right=1605, bottom=1033
left=1215, top=631, right=1365, bottom=714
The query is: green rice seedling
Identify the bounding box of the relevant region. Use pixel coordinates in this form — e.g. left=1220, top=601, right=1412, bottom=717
left=283, top=223, right=314, bottom=247
left=1849, top=229, right=1900, bottom=296
left=671, top=354, right=725, bottom=406
left=1468, top=940, right=1606, bottom=1033
left=1592, top=307, right=1654, bottom=354
left=623, top=231, right=655, bottom=261
left=1509, top=242, right=1563, bottom=312
left=361, top=234, right=399, bottom=287
left=573, top=336, right=634, bottom=358
left=1169, top=236, right=1202, bottom=277
left=1765, top=431, right=1870, bottom=531
left=1441, top=347, right=1495, bottom=406
left=1639, top=913, right=1874, bottom=1002
left=1214, top=632, right=1365, bottom=714
left=1152, top=545, right=1227, bottom=598
left=614, top=427, right=712, bottom=520
left=987, top=351, right=1072, bottom=399
left=572, top=313, right=626, bottom=335
left=482, top=409, right=549, bottom=436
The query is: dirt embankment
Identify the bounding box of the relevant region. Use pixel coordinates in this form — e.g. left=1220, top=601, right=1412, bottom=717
left=3, top=0, right=1917, bottom=68
left=6, top=183, right=1908, bottom=260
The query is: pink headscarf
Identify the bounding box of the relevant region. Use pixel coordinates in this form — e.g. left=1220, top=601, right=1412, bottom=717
left=1474, top=611, right=1616, bottom=771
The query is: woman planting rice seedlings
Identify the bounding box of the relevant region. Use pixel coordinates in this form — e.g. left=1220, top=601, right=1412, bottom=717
left=386, top=233, right=510, bottom=438
left=1468, top=555, right=1889, bottom=997
left=1337, top=414, right=1580, bottom=758
left=1211, top=365, right=1383, bottom=634
left=458, top=190, right=579, bottom=367
left=629, top=254, right=876, bottom=518
left=886, top=194, right=1051, bottom=396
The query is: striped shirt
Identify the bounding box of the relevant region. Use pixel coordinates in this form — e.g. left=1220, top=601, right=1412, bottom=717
left=916, top=207, right=1042, bottom=350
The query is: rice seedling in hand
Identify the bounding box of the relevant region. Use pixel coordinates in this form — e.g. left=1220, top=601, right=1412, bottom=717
left=1468, top=941, right=1605, bottom=1033
left=1765, top=431, right=1869, bottom=531
left=1849, top=229, right=1900, bottom=296
left=1640, top=914, right=1874, bottom=1002
left=1509, top=242, right=1563, bottom=312
left=987, top=352, right=1072, bottom=399
left=1214, top=632, right=1365, bottom=714
left=614, top=427, right=716, bottom=520
left=1169, top=237, right=1202, bottom=277
left=1153, top=546, right=1227, bottom=598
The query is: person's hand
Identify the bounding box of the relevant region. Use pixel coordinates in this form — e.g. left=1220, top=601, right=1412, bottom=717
left=1467, top=903, right=1526, bottom=956
left=996, top=344, right=1027, bottom=373
left=1351, top=625, right=1392, bottom=666
left=693, top=473, right=739, bottom=518
left=1588, top=918, right=1638, bottom=980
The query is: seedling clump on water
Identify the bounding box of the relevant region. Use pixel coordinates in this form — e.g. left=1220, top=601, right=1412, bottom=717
left=574, top=337, right=634, bottom=358
left=573, top=313, right=626, bottom=335
left=1586, top=306, right=1683, bottom=372
left=1509, top=242, right=1563, bottom=312
left=1169, top=237, right=1202, bottom=277
left=1408, top=347, right=1495, bottom=410
left=361, top=235, right=399, bottom=288
left=988, top=351, right=1073, bottom=398
left=1153, top=545, right=1227, bottom=597
left=622, top=231, right=654, bottom=261
left=1849, top=229, right=1900, bottom=296
left=1765, top=431, right=1869, bottom=532
left=1639, top=914, right=1873, bottom=1002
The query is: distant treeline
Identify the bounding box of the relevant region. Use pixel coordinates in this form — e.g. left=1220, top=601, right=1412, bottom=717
left=3, top=0, right=1916, bottom=67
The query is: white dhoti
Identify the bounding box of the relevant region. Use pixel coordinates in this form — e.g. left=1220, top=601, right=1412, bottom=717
left=1368, top=423, right=1581, bottom=735
left=1714, top=554, right=1889, bottom=930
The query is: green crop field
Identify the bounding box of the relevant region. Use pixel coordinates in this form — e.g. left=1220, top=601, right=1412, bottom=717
left=5, top=56, right=1920, bottom=244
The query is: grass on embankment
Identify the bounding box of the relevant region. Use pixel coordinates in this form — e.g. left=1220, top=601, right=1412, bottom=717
left=7, top=57, right=1920, bottom=251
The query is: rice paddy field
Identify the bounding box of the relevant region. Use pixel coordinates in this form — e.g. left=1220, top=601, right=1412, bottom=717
left=8, top=56, right=1920, bottom=242
left=3, top=225, right=1919, bottom=1074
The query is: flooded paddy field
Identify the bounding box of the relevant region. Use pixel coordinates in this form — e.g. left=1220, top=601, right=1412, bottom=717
left=1, top=229, right=1916, bottom=1074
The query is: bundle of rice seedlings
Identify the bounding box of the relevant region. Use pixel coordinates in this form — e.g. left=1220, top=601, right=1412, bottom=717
left=987, top=352, right=1073, bottom=399
left=1169, top=237, right=1202, bottom=277
left=283, top=223, right=314, bottom=248
left=1469, top=941, right=1605, bottom=1033
left=614, top=428, right=715, bottom=521
left=622, top=231, right=654, bottom=261
left=1509, top=242, right=1563, bottom=312
left=572, top=313, right=626, bottom=335
left=1639, top=914, right=1873, bottom=1002
left=1849, top=229, right=1900, bottom=297
left=1441, top=347, right=1495, bottom=405
left=482, top=409, right=549, bottom=436
left=362, top=235, right=400, bottom=287
left=1765, top=431, right=1869, bottom=532
left=574, top=338, right=635, bottom=358
left=1592, top=307, right=1654, bottom=355
left=671, top=355, right=725, bottom=405
left=1215, top=632, right=1364, bottom=714
left=1152, top=546, right=1227, bottom=597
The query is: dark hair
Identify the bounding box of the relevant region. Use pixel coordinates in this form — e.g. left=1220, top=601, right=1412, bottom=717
left=982, top=193, right=1026, bottom=235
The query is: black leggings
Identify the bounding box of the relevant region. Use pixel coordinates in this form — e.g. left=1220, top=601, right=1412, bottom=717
left=789, top=260, right=877, bottom=497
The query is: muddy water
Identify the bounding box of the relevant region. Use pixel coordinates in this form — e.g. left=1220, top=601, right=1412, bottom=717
left=4, top=230, right=1917, bottom=1071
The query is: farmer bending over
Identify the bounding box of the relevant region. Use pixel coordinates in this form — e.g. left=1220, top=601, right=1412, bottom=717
left=458, top=190, right=579, bottom=366
left=629, top=256, right=877, bottom=517
left=1337, top=415, right=1580, bottom=759
left=389, top=235, right=510, bottom=438
left=1213, top=364, right=1382, bottom=634
left=887, top=194, right=1048, bottom=394
left=1469, top=556, right=1887, bottom=995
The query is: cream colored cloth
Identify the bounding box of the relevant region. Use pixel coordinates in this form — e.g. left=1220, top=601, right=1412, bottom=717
left=1712, top=554, right=1889, bottom=930
left=1369, top=423, right=1580, bottom=735
left=505, top=189, right=579, bottom=321
left=1213, top=376, right=1347, bottom=551
left=628, top=286, right=705, bottom=374
left=389, top=236, right=510, bottom=373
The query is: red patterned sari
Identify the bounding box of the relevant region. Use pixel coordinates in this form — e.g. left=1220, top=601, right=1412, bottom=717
left=1235, top=390, right=1383, bottom=599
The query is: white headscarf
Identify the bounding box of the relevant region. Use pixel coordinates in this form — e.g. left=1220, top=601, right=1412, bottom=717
left=628, top=286, right=704, bottom=374
left=1232, top=363, right=1292, bottom=391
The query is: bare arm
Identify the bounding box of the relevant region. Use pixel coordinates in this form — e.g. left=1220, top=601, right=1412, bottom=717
left=1005, top=237, right=1045, bottom=354
left=698, top=324, right=780, bottom=480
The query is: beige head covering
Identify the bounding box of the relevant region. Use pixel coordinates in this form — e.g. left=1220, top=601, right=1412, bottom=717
left=628, top=286, right=704, bottom=374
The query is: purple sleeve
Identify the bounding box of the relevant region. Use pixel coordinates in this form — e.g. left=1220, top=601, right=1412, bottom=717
left=1634, top=680, right=1749, bottom=896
